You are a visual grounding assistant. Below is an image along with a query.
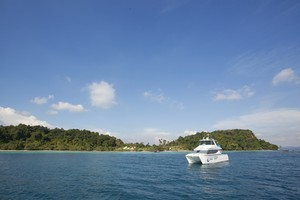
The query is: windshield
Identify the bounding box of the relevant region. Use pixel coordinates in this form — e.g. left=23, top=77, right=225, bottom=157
left=200, top=140, right=214, bottom=145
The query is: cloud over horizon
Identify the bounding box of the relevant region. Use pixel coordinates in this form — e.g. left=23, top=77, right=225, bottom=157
left=121, top=128, right=173, bottom=145
left=213, top=108, right=300, bottom=146
left=0, top=106, right=51, bottom=127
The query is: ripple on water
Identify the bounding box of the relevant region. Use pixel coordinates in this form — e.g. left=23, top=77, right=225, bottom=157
left=0, top=151, right=299, bottom=199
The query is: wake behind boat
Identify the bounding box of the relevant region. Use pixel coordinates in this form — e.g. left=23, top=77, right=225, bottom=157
left=186, top=135, right=229, bottom=164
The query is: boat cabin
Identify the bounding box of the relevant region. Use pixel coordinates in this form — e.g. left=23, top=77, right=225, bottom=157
left=194, top=136, right=222, bottom=154
left=200, top=140, right=215, bottom=145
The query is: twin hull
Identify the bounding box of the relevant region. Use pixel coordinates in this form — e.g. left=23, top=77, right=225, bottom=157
left=186, top=153, right=229, bottom=164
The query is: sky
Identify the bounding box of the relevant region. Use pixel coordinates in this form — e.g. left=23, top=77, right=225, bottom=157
left=1, top=0, right=300, bottom=146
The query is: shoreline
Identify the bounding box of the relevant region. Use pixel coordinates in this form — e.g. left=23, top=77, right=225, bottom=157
left=0, top=149, right=189, bottom=153
left=0, top=149, right=280, bottom=153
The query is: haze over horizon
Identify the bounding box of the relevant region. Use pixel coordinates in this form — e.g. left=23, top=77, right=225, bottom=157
left=1, top=0, right=300, bottom=146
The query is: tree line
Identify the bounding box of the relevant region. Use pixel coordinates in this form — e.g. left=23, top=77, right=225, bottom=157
left=0, top=124, right=123, bottom=151
left=0, top=124, right=278, bottom=151
left=167, top=129, right=278, bottom=151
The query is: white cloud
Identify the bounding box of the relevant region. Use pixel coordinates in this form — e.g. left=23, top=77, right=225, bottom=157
left=213, top=85, right=255, bottom=101
left=143, top=90, right=184, bottom=110
left=183, top=130, right=198, bottom=136
left=214, top=89, right=242, bottom=101
left=124, top=128, right=200, bottom=145
left=0, top=106, right=52, bottom=127
left=142, top=128, right=174, bottom=144
left=88, top=81, right=116, bottom=109
left=242, top=85, right=255, bottom=97
left=143, top=91, right=166, bottom=103
left=31, top=95, right=54, bottom=105
left=272, top=68, right=300, bottom=86
left=213, top=108, right=300, bottom=146
left=51, top=102, right=86, bottom=112
left=123, top=128, right=175, bottom=145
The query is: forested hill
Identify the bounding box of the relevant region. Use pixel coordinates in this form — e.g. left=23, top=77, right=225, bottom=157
left=0, top=124, right=124, bottom=151
left=168, top=129, right=278, bottom=150
left=0, top=124, right=278, bottom=151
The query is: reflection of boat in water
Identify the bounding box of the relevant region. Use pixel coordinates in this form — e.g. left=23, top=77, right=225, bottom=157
left=186, top=135, right=229, bottom=164
left=188, top=161, right=229, bottom=182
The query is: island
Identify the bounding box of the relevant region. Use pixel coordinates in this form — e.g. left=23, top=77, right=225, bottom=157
left=0, top=124, right=278, bottom=151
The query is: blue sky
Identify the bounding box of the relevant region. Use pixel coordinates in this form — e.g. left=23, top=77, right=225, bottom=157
left=1, top=0, right=300, bottom=146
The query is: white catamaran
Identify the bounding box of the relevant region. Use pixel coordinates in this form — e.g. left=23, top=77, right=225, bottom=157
left=186, top=135, right=229, bottom=164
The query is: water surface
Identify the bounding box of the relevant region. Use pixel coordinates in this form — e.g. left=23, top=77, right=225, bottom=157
left=0, top=151, right=299, bottom=199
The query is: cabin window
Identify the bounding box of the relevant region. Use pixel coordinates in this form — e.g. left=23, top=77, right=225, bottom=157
left=207, top=150, right=218, bottom=154
left=200, top=141, right=214, bottom=145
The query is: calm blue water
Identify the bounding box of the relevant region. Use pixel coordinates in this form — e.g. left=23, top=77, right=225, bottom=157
left=0, top=151, right=299, bottom=200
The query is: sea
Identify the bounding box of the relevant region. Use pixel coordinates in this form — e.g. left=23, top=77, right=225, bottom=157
left=0, top=151, right=299, bottom=200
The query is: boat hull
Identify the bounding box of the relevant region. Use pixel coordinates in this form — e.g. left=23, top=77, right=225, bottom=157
left=186, top=153, right=229, bottom=164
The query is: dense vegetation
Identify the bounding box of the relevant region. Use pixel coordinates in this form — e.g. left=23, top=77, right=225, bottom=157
left=167, top=129, right=278, bottom=151
left=0, top=124, right=278, bottom=151
left=0, top=124, right=123, bottom=151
